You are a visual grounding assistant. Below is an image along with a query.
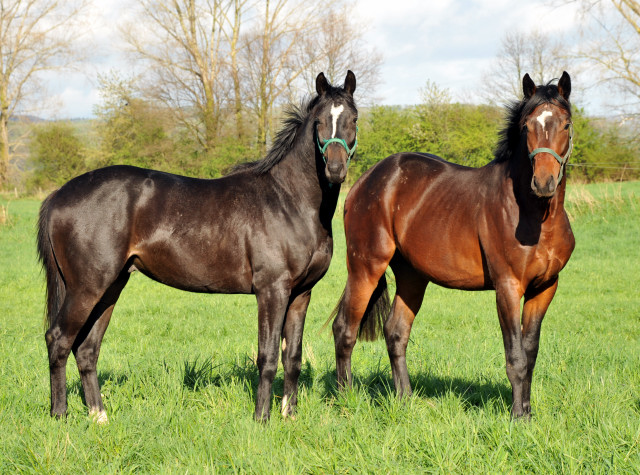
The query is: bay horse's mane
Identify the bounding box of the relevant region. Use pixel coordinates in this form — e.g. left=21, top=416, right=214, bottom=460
left=494, top=79, right=572, bottom=164
left=232, top=83, right=355, bottom=175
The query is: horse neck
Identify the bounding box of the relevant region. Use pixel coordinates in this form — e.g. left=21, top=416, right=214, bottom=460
left=268, top=121, right=341, bottom=229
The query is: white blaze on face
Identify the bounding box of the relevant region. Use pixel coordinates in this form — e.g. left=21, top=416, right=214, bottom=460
left=536, top=110, right=553, bottom=129
left=330, top=104, right=344, bottom=138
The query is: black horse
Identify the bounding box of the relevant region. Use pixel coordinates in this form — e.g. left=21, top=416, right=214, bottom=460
left=37, top=71, right=358, bottom=422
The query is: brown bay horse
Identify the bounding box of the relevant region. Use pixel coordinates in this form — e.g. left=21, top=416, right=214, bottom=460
left=331, top=72, right=575, bottom=418
left=38, top=71, right=358, bottom=422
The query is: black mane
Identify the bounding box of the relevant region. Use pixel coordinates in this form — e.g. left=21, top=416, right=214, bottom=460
left=494, top=80, right=572, bottom=163
left=231, top=83, right=355, bottom=175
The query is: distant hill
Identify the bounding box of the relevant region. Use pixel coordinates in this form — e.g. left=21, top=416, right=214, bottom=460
left=9, top=115, right=46, bottom=123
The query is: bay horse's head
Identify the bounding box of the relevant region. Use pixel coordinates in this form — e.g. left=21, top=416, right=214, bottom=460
left=522, top=71, right=572, bottom=198
left=314, top=70, right=358, bottom=184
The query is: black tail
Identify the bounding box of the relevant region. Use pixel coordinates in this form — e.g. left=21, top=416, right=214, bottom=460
left=327, top=273, right=391, bottom=342
left=37, top=192, right=65, bottom=330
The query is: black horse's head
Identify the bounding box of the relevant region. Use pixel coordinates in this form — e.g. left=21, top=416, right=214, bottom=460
left=313, top=70, right=358, bottom=184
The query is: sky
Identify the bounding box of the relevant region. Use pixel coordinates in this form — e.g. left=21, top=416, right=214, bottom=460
left=43, top=0, right=586, bottom=120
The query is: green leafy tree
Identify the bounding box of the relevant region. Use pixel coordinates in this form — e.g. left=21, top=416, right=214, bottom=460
left=409, top=81, right=502, bottom=167
left=94, top=74, right=178, bottom=171
left=570, top=107, right=640, bottom=181
left=28, top=122, right=87, bottom=189
left=351, top=105, right=415, bottom=180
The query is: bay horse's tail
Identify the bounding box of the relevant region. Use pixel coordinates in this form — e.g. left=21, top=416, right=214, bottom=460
left=328, top=273, right=391, bottom=341
left=37, top=192, right=64, bottom=330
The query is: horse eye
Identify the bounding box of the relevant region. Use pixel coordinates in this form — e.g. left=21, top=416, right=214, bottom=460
left=564, top=123, right=571, bottom=130
left=353, top=117, right=358, bottom=124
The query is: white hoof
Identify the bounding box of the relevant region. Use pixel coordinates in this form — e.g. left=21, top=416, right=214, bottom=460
left=89, top=409, right=109, bottom=425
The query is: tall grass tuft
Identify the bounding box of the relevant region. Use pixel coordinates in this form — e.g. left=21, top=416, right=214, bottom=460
left=0, top=203, right=8, bottom=226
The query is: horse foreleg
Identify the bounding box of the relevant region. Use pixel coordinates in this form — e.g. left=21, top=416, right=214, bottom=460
left=383, top=268, right=427, bottom=397
left=280, top=290, right=311, bottom=418
left=495, top=280, right=527, bottom=418
left=254, top=281, right=290, bottom=422
left=521, top=278, right=558, bottom=416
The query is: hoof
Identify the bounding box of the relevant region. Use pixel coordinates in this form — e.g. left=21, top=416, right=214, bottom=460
left=281, top=395, right=297, bottom=420
left=89, top=409, right=109, bottom=425
left=254, top=411, right=270, bottom=423
left=50, top=409, right=67, bottom=420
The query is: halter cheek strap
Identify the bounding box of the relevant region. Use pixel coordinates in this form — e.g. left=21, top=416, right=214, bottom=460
left=316, top=125, right=358, bottom=168
left=528, top=123, right=574, bottom=182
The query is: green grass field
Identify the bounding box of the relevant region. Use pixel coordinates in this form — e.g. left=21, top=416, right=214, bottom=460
left=1, top=182, right=639, bottom=473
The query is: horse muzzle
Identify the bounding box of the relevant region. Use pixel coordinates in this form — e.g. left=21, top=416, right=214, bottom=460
left=531, top=173, right=557, bottom=198
left=324, top=145, right=348, bottom=184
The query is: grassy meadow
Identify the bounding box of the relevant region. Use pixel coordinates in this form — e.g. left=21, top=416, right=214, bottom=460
left=0, top=181, right=639, bottom=473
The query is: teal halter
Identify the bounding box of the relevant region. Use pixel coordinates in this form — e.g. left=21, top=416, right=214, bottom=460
left=528, top=123, right=573, bottom=182
left=316, top=124, right=358, bottom=168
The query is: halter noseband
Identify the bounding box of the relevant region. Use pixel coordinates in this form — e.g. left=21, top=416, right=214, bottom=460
left=315, top=124, right=358, bottom=168
left=528, top=122, right=574, bottom=182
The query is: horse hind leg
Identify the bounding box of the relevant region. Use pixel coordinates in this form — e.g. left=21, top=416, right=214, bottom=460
left=46, top=290, right=102, bottom=418
left=332, top=264, right=390, bottom=390
left=384, top=261, right=428, bottom=397
left=72, top=273, right=130, bottom=424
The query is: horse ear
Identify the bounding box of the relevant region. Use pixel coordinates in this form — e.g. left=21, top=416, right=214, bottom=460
left=316, top=72, right=328, bottom=95
left=558, top=71, right=571, bottom=101
left=523, top=73, right=536, bottom=99
left=344, top=70, right=356, bottom=95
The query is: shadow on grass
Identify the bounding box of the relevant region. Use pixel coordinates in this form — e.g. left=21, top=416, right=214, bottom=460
left=179, top=354, right=316, bottom=396
left=180, top=354, right=510, bottom=413
left=68, top=371, right=130, bottom=405
left=68, top=355, right=510, bottom=415
left=319, top=365, right=511, bottom=411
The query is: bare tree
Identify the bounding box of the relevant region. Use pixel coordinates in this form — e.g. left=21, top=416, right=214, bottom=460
left=482, top=30, right=570, bottom=105
left=297, top=2, right=383, bottom=105
left=123, top=0, right=235, bottom=154
left=225, top=0, right=249, bottom=139
left=240, top=0, right=326, bottom=154
left=566, top=0, right=640, bottom=113
left=240, top=0, right=382, bottom=154
left=122, top=0, right=379, bottom=158
left=0, top=0, right=89, bottom=186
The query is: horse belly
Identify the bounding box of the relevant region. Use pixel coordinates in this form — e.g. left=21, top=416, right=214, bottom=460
left=399, top=226, right=489, bottom=290
left=130, top=234, right=253, bottom=294
left=412, top=251, right=489, bottom=290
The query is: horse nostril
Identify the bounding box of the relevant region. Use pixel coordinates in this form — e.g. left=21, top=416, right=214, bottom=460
left=532, top=176, right=541, bottom=191
left=546, top=176, right=556, bottom=193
